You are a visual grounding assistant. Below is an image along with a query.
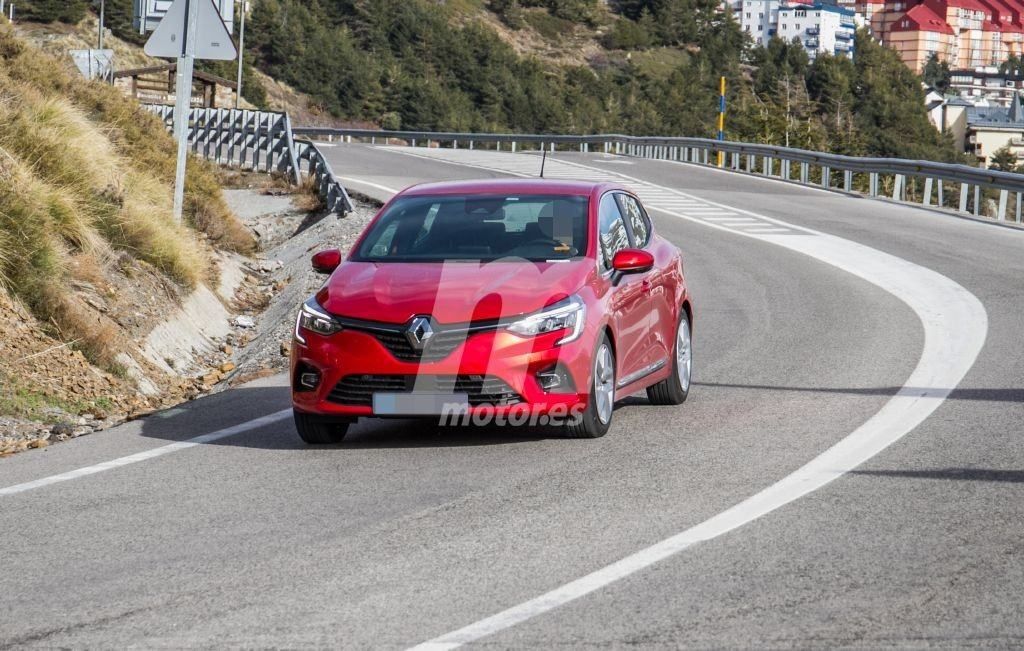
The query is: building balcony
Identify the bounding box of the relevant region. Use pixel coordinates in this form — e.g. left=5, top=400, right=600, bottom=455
left=806, top=26, right=820, bottom=35
left=805, top=38, right=820, bottom=48
left=835, top=31, right=853, bottom=41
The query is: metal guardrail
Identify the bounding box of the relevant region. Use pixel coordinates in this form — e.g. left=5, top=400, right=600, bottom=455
left=144, top=105, right=353, bottom=214
left=293, top=127, right=1024, bottom=223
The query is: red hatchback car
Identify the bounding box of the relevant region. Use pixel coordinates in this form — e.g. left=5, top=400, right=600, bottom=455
left=291, top=179, right=692, bottom=443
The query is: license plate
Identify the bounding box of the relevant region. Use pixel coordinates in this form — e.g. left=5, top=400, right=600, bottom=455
left=372, top=393, right=469, bottom=416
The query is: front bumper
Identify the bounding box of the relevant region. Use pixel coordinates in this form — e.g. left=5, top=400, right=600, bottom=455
left=291, top=325, right=592, bottom=419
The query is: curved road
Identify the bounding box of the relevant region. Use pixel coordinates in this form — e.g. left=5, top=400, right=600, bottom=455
left=1, top=145, right=1022, bottom=648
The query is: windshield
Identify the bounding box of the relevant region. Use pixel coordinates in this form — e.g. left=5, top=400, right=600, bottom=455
left=353, top=194, right=590, bottom=262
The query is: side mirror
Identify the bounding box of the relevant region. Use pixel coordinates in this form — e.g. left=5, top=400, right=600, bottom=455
left=611, top=249, right=653, bottom=285
left=311, top=249, right=342, bottom=274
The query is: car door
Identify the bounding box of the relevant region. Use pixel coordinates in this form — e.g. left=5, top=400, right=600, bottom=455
left=598, top=192, right=652, bottom=381
left=617, top=193, right=674, bottom=368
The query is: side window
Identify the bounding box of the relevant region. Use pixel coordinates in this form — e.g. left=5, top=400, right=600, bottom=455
left=617, top=194, right=652, bottom=248
left=598, top=193, right=630, bottom=270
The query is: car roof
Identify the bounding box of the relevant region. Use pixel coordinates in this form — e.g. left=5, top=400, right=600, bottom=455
left=400, top=178, right=624, bottom=197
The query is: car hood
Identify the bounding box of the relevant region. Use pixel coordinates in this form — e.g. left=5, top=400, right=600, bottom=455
left=318, top=260, right=591, bottom=324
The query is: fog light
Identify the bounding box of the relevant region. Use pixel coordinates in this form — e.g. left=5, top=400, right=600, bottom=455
left=536, top=366, right=574, bottom=392
left=299, top=371, right=320, bottom=390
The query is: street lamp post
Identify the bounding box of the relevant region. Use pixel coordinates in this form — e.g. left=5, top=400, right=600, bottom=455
left=235, top=0, right=246, bottom=108
left=97, top=0, right=105, bottom=49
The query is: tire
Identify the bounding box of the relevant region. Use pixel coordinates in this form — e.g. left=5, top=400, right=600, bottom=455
left=294, top=410, right=349, bottom=445
left=647, top=311, right=691, bottom=406
left=565, top=333, right=615, bottom=439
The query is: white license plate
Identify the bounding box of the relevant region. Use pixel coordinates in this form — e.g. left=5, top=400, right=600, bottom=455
left=372, top=393, right=469, bottom=416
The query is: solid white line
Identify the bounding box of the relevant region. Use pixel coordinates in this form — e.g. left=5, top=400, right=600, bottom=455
left=335, top=176, right=401, bottom=196
left=387, top=149, right=988, bottom=650
left=0, top=410, right=293, bottom=497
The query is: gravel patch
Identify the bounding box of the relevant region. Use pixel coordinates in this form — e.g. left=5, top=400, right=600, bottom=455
left=223, top=194, right=379, bottom=384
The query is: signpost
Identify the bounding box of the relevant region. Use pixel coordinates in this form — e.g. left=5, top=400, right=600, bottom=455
left=144, top=0, right=236, bottom=222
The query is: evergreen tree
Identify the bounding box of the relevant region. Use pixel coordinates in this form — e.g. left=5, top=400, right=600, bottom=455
left=922, top=53, right=951, bottom=91
left=18, top=0, right=89, bottom=22
left=989, top=145, right=1018, bottom=171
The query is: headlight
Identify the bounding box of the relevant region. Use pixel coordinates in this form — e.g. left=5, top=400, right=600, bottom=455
left=294, top=298, right=343, bottom=344
left=507, top=295, right=586, bottom=345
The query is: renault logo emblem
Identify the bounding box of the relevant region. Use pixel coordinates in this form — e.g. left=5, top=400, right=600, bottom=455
left=405, top=316, right=434, bottom=351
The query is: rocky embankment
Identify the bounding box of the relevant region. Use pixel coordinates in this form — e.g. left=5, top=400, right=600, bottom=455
left=0, top=184, right=377, bottom=457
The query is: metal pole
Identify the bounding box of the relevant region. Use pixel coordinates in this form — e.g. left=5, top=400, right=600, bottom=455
left=98, top=0, right=105, bottom=49
left=140, top=0, right=147, bottom=35
left=172, top=0, right=201, bottom=223
left=717, top=76, right=726, bottom=167
left=235, top=0, right=246, bottom=108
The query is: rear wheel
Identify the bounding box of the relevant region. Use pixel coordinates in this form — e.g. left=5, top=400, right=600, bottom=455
left=647, top=312, right=691, bottom=406
left=566, top=334, right=615, bottom=439
left=294, top=411, right=349, bottom=445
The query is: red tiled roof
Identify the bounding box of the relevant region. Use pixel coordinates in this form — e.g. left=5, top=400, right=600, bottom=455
left=892, top=3, right=956, bottom=33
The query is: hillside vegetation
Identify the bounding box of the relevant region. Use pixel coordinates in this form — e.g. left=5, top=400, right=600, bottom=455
left=17, top=0, right=960, bottom=161
left=0, top=22, right=251, bottom=398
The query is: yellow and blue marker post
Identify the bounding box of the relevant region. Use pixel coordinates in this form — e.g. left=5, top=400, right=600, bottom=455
left=717, top=76, right=726, bottom=168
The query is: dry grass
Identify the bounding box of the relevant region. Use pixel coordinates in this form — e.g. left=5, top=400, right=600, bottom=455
left=0, top=23, right=255, bottom=369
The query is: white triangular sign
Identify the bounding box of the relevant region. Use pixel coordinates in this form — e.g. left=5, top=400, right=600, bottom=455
left=144, top=0, right=237, bottom=61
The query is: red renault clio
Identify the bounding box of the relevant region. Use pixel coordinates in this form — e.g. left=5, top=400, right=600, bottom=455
left=291, top=179, right=692, bottom=443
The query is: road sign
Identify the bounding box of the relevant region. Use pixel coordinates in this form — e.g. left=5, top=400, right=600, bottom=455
left=133, top=0, right=233, bottom=35
left=69, top=49, right=115, bottom=82
left=146, top=0, right=238, bottom=223
left=144, top=0, right=237, bottom=60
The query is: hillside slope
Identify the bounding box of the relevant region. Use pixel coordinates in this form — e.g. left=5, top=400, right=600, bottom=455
left=0, top=23, right=254, bottom=451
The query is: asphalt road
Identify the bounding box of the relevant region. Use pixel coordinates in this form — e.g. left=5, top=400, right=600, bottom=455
left=1, top=144, right=1022, bottom=649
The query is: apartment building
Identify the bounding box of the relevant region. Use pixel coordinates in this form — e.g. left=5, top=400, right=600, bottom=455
left=862, top=0, right=1024, bottom=71
left=735, top=0, right=857, bottom=58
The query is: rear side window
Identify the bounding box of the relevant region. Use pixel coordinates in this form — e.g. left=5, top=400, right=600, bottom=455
left=617, top=194, right=651, bottom=248
left=598, top=193, right=630, bottom=270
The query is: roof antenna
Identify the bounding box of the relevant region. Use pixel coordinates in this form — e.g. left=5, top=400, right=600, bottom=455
left=540, top=147, right=547, bottom=178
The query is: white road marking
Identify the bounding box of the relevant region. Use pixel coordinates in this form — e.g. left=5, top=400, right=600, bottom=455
left=335, top=175, right=401, bottom=196
left=373, top=148, right=988, bottom=650
left=0, top=410, right=292, bottom=497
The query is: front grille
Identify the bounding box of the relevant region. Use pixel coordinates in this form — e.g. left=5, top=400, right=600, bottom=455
left=368, top=329, right=473, bottom=362
left=334, top=315, right=502, bottom=363
left=328, top=374, right=523, bottom=407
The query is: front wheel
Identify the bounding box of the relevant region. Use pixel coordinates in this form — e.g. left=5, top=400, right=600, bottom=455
left=294, top=411, right=349, bottom=445
left=565, top=334, right=615, bottom=439
left=647, top=312, right=691, bottom=406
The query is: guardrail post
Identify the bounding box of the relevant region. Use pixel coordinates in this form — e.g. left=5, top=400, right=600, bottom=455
left=800, top=162, right=809, bottom=184
left=973, top=185, right=981, bottom=216
left=1017, top=193, right=1022, bottom=222
left=869, top=172, right=879, bottom=197
left=470, top=140, right=475, bottom=150
left=781, top=159, right=790, bottom=180
left=923, top=177, right=933, bottom=206
left=998, top=189, right=1008, bottom=220
left=938, top=181, right=944, bottom=206
left=764, top=157, right=773, bottom=176
left=843, top=170, right=852, bottom=192
left=821, top=166, right=830, bottom=189
left=892, top=174, right=904, bottom=201
left=346, top=135, right=352, bottom=144
left=412, top=138, right=417, bottom=147
left=959, top=183, right=969, bottom=211
left=452, top=140, right=458, bottom=149
left=511, top=141, right=516, bottom=152
left=371, top=136, right=376, bottom=145
left=702, top=149, right=709, bottom=165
